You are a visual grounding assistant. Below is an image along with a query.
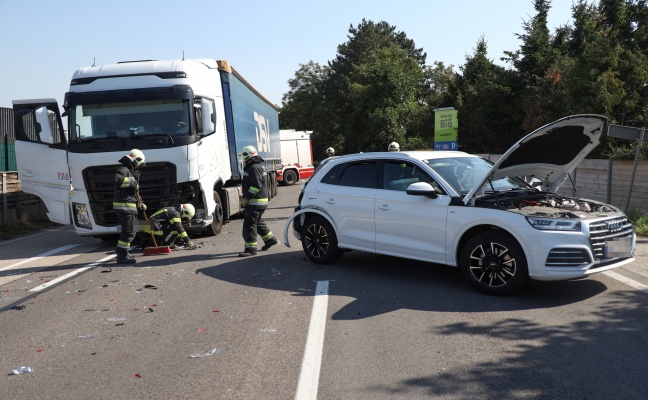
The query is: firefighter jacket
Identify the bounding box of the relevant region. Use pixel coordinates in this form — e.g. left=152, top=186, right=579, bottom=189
left=113, top=156, right=140, bottom=215
left=148, top=207, right=190, bottom=241
left=242, top=155, right=268, bottom=209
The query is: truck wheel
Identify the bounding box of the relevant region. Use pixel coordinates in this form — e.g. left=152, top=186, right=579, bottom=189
left=459, top=232, right=529, bottom=295
left=302, top=215, right=343, bottom=264
left=272, top=173, right=278, bottom=197
left=268, top=173, right=275, bottom=199
left=205, top=191, right=224, bottom=236
left=284, top=170, right=298, bottom=186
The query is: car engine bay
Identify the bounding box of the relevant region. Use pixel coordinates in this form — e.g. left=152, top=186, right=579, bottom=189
left=475, top=189, right=620, bottom=219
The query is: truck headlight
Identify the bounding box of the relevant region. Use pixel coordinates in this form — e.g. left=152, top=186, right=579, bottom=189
left=72, top=202, right=92, bottom=229
left=526, top=217, right=581, bottom=231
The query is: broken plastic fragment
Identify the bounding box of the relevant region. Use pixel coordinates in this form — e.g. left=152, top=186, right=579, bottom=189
left=107, top=318, right=127, bottom=322
left=79, top=333, right=98, bottom=339
left=261, top=327, right=278, bottom=333
left=11, top=366, right=33, bottom=375
left=189, top=347, right=228, bottom=358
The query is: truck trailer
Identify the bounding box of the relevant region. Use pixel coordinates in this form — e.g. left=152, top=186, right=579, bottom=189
left=12, top=59, right=280, bottom=238
left=277, top=129, right=314, bottom=186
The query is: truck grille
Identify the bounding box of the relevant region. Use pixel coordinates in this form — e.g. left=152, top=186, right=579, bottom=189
left=83, top=162, right=177, bottom=227
left=546, top=248, right=592, bottom=267
left=588, top=216, right=634, bottom=259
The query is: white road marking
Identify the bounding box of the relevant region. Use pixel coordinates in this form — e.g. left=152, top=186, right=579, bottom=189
left=0, top=244, right=81, bottom=272
left=603, top=270, right=648, bottom=294
left=0, top=225, right=69, bottom=246
left=29, top=254, right=116, bottom=292
left=295, top=280, right=329, bottom=400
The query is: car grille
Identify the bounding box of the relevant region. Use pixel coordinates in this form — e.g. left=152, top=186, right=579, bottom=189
left=588, top=216, right=634, bottom=259
left=83, top=162, right=177, bottom=227
left=546, top=248, right=592, bottom=267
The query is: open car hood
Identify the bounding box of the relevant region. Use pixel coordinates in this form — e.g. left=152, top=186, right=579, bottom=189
left=464, top=114, right=608, bottom=204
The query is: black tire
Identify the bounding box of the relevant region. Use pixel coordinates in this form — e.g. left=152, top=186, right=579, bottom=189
left=302, top=215, right=343, bottom=264
left=284, top=170, right=298, bottom=186
left=272, top=173, right=278, bottom=197
left=459, top=232, right=529, bottom=295
left=269, top=173, right=275, bottom=199
left=205, top=191, right=224, bottom=236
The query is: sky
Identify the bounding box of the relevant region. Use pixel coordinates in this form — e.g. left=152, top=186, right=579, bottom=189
left=0, top=0, right=575, bottom=109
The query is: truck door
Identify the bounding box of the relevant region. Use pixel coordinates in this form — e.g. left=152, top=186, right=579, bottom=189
left=12, top=99, right=71, bottom=225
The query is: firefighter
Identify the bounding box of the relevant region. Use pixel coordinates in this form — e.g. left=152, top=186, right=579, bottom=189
left=388, top=142, right=400, bottom=152
left=238, top=145, right=278, bottom=257
left=148, top=204, right=197, bottom=250
left=113, top=149, right=146, bottom=264
left=326, top=147, right=335, bottom=158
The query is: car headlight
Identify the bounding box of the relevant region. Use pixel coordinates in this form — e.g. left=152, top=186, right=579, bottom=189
left=526, top=217, right=582, bottom=231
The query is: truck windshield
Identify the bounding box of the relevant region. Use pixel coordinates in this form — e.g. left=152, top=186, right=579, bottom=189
left=69, top=99, right=191, bottom=141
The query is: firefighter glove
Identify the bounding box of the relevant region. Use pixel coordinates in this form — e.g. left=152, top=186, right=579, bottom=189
left=185, top=239, right=197, bottom=250
left=139, top=202, right=147, bottom=211
left=241, top=198, right=248, bottom=208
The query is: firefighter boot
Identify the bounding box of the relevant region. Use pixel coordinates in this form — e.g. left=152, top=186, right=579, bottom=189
left=116, top=248, right=136, bottom=264
left=261, top=237, right=278, bottom=251
left=238, top=247, right=257, bottom=257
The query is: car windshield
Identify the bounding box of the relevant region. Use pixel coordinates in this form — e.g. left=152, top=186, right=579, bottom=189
left=69, top=99, right=191, bottom=141
left=424, top=156, right=529, bottom=195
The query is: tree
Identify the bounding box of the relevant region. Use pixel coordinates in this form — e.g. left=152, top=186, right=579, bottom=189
left=451, top=36, right=524, bottom=153
left=281, top=19, right=430, bottom=156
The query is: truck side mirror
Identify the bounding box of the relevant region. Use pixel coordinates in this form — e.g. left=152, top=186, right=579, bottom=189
left=200, top=98, right=216, bottom=135
left=35, top=106, right=54, bottom=144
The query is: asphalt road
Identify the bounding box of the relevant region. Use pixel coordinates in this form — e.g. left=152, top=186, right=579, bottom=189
left=1, top=184, right=647, bottom=400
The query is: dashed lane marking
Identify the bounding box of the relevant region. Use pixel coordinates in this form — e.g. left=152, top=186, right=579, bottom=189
left=29, top=254, right=116, bottom=292
left=295, top=280, right=330, bottom=400
left=0, top=244, right=81, bottom=272
left=603, top=270, right=648, bottom=294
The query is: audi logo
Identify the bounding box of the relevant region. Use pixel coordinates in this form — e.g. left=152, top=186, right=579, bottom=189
left=605, top=221, right=623, bottom=232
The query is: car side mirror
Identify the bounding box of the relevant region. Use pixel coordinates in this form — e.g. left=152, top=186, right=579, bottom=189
left=406, top=182, right=438, bottom=199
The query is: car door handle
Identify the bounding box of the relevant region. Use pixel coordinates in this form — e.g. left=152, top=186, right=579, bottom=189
left=377, top=204, right=391, bottom=211
left=325, top=198, right=337, bottom=204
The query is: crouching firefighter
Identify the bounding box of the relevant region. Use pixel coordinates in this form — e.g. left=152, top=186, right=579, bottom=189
left=147, top=204, right=198, bottom=250
left=113, top=149, right=146, bottom=264
left=238, top=145, right=278, bottom=257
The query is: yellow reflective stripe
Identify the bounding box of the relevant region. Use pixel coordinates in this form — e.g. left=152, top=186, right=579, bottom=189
left=179, top=232, right=188, bottom=238
left=117, top=240, right=130, bottom=249
left=245, top=242, right=257, bottom=247
left=261, top=232, right=273, bottom=240
left=120, top=177, right=130, bottom=189
left=249, top=198, right=268, bottom=203
left=113, top=202, right=137, bottom=210
left=249, top=186, right=260, bottom=192
left=150, top=210, right=165, bottom=218
left=169, top=217, right=181, bottom=224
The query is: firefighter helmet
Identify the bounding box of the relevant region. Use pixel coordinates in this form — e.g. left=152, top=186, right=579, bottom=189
left=239, top=145, right=258, bottom=162
left=180, top=203, right=195, bottom=219
left=388, top=142, right=400, bottom=152
left=126, top=149, right=146, bottom=167
left=326, top=147, right=335, bottom=156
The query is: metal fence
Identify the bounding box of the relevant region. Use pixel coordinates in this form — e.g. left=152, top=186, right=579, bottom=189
left=0, top=107, right=17, bottom=172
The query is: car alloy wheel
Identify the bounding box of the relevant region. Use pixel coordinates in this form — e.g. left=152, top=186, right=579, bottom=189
left=302, top=215, right=343, bottom=264
left=459, top=232, right=528, bottom=295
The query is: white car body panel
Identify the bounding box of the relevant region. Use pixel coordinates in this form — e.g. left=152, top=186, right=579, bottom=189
left=284, top=115, right=636, bottom=290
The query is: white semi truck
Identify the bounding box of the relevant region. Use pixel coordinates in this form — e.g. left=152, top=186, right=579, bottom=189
left=13, top=59, right=280, bottom=238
